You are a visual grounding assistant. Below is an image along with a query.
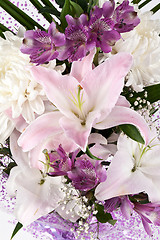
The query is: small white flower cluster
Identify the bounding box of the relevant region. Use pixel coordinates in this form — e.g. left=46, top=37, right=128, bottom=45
left=56, top=179, right=91, bottom=223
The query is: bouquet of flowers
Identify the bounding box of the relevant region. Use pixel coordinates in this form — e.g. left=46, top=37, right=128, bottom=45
left=0, top=0, right=160, bottom=239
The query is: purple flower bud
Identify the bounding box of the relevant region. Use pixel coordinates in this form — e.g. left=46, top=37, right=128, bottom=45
left=102, top=0, right=115, bottom=18
left=48, top=145, right=72, bottom=176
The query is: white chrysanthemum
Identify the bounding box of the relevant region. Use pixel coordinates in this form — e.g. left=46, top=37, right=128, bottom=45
left=0, top=31, right=45, bottom=121
left=112, top=12, right=160, bottom=91
left=0, top=30, right=65, bottom=143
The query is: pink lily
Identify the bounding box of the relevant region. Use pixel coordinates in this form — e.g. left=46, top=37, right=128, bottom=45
left=18, top=111, right=78, bottom=170
left=25, top=50, right=149, bottom=151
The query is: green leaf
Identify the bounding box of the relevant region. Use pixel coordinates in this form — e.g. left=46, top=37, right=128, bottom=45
left=10, top=222, right=23, bottom=240
left=139, top=0, right=152, bottom=9
left=0, top=147, right=11, bottom=156
left=151, top=3, right=160, bottom=14
left=60, top=0, right=83, bottom=30
left=70, top=1, right=84, bottom=17
left=0, top=23, right=13, bottom=33
left=123, top=84, right=160, bottom=109
left=40, top=0, right=57, bottom=8
left=87, top=0, right=99, bottom=14
left=85, top=146, right=102, bottom=160
left=3, top=162, right=17, bottom=176
left=119, top=124, right=145, bottom=144
left=55, top=0, right=65, bottom=8
left=60, top=0, right=71, bottom=30
left=95, top=204, right=114, bottom=224
left=39, top=6, right=61, bottom=17
left=73, top=0, right=88, bottom=12
left=29, top=0, right=53, bottom=23
left=108, top=219, right=117, bottom=226
left=0, top=0, right=45, bottom=30
left=145, top=84, right=160, bottom=104
left=0, top=31, right=5, bottom=39
left=132, top=0, right=142, bottom=4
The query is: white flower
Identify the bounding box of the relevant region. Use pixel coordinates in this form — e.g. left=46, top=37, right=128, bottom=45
left=0, top=31, right=45, bottom=122
left=112, top=11, right=160, bottom=91
left=6, top=130, right=65, bottom=226
left=95, top=133, right=160, bottom=203
left=0, top=30, right=65, bottom=143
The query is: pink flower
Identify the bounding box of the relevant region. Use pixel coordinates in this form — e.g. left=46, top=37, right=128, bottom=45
left=26, top=50, right=149, bottom=151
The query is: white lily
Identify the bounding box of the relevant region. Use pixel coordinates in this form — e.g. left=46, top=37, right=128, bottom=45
left=95, top=133, right=160, bottom=202
left=6, top=130, right=65, bottom=226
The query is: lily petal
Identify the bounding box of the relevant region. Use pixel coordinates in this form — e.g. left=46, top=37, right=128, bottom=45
left=81, top=52, right=133, bottom=119
left=95, top=150, right=154, bottom=201
left=70, top=48, right=96, bottom=82
left=18, top=112, right=63, bottom=151
left=31, top=66, right=78, bottom=119
left=95, top=105, right=150, bottom=144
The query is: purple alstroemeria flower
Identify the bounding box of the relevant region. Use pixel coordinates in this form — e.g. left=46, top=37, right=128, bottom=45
left=89, top=5, right=120, bottom=53
left=61, top=14, right=95, bottom=62
left=68, top=155, right=107, bottom=192
left=134, top=202, right=160, bottom=236
left=48, top=145, right=74, bottom=176
left=113, top=0, right=140, bottom=33
left=21, top=22, right=66, bottom=65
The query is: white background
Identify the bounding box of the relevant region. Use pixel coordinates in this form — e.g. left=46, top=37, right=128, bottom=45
left=0, top=0, right=159, bottom=240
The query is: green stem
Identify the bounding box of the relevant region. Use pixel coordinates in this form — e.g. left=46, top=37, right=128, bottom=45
left=29, top=0, right=53, bottom=23
left=0, top=0, right=45, bottom=30
left=40, top=0, right=56, bottom=8
left=85, top=146, right=102, bottom=160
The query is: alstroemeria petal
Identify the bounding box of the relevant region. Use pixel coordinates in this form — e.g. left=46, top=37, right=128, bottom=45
left=18, top=112, right=63, bottom=151
left=95, top=106, right=150, bottom=144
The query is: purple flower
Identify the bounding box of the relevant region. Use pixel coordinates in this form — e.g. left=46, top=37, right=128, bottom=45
left=89, top=6, right=120, bottom=53
left=104, top=197, right=121, bottom=212
left=48, top=145, right=73, bottom=176
left=68, top=155, right=107, bottom=192
left=21, top=22, right=66, bottom=65
left=113, top=0, right=140, bottom=33
left=134, top=202, right=160, bottom=236
left=61, top=14, right=95, bottom=62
